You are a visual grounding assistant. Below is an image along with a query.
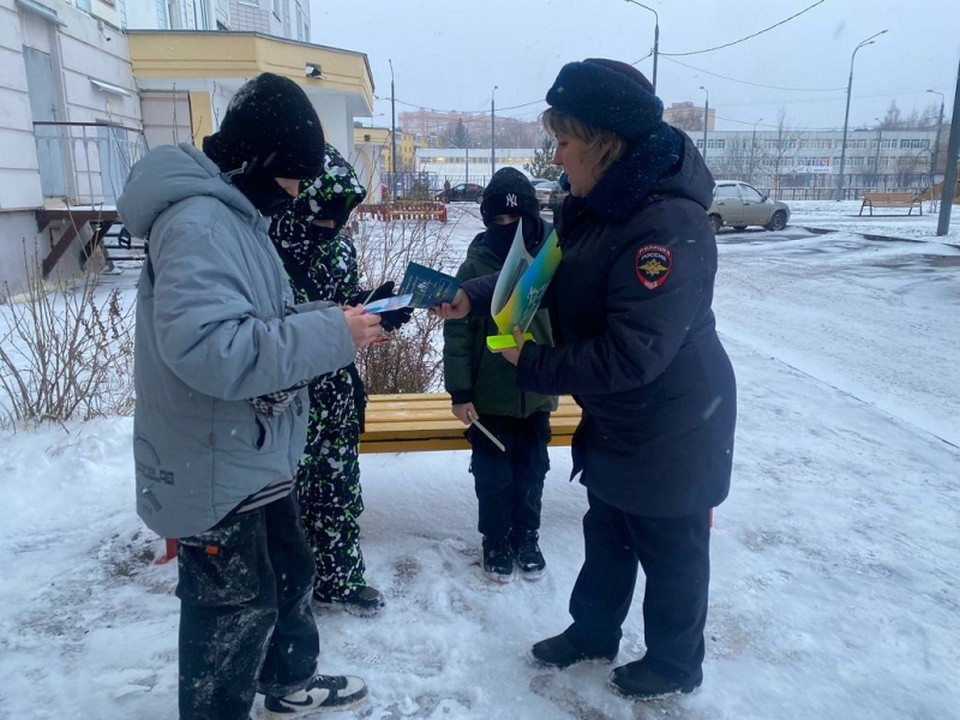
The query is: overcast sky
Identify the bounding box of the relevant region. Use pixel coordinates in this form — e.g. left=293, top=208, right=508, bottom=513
left=309, top=0, right=959, bottom=135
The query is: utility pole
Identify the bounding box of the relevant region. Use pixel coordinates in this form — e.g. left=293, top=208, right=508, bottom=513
left=927, top=89, right=946, bottom=183
left=624, top=0, right=658, bottom=92
left=874, top=118, right=883, bottom=189
left=491, top=85, right=498, bottom=180
left=699, top=86, right=709, bottom=165
left=750, top=118, right=763, bottom=185
left=389, top=59, right=396, bottom=200
left=936, top=56, right=959, bottom=236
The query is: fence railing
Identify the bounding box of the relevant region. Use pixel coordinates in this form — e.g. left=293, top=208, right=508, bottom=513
left=33, top=121, right=147, bottom=207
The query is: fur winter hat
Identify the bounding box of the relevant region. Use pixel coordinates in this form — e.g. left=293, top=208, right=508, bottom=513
left=480, top=167, right=540, bottom=228
left=202, top=73, right=325, bottom=180
left=545, top=58, right=663, bottom=141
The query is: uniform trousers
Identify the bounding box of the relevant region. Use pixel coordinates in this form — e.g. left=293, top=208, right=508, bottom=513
left=564, top=490, right=711, bottom=682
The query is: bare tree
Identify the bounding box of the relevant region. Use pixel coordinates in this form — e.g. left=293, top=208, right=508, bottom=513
left=766, top=108, right=803, bottom=196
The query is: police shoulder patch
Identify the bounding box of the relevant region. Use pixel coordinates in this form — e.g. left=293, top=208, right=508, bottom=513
left=635, top=244, right=672, bottom=290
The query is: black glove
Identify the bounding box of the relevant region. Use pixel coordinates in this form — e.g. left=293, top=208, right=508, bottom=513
left=355, top=281, right=413, bottom=332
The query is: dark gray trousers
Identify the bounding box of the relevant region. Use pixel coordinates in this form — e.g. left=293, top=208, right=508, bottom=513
left=176, top=494, right=318, bottom=720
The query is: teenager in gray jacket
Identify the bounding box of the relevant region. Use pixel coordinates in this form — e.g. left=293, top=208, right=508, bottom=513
left=118, top=73, right=380, bottom=720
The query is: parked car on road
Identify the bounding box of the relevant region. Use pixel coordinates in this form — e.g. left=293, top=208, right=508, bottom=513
left=708, top=180, right=790, bottom=232
left=436, top=182, right=483, bottom=203
left=533, top=179, right=568, bottom=209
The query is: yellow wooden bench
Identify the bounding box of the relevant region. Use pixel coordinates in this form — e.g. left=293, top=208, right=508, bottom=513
left=858, top=191, right=922, bottom=216
left=156, top=394, right=582, bottom=563
left=359, top=393, right=582, bottom=453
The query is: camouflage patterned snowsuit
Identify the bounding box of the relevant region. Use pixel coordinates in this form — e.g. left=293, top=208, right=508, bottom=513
left=269, top=145, right=369, bottom=602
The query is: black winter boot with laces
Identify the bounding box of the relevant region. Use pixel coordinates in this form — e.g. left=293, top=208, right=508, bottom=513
left=511, top=530, right=546, bottom=580
left=481, top=535, right=515, bottom=583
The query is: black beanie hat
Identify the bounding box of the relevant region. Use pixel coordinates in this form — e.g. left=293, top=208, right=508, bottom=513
left=545, top=58, right=663, bottom=141
left=202, top=73, right=325, bottom=180
left=480, top=167, right=540, bottom=228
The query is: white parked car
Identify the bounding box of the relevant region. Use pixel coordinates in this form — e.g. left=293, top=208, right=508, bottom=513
left=708, top=180, right=790, bottom=233
left=533, top=179, right=568, bottom=209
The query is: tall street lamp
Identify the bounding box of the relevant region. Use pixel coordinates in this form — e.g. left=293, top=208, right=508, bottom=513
left=927, top=89, right=945, bottom=182
left=936, top=57, right=960, bottom=236
left=836, top=30, right=887, bottom=201
left=873, top=117, right=883, bottom=189
left=388, top=58, right=397, bottom=198
left=749, top=117, right=763, bottom=185
left=699, top=86, right=709, bottom=164
left=490, top=85, right=498, bottom=180
left=624, top=0, right=658, bottom=91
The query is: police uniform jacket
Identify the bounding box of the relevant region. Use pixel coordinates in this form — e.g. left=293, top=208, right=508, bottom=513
left=513, top=135, right=736, bottom=518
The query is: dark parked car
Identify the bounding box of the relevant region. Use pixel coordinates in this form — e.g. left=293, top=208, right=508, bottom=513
left=708, top=180, right=790, bottom=232
left=436, top=182, right=484, bottom=203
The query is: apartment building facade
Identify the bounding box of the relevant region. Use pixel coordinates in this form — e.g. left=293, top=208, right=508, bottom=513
left=690, top=127, right=940, bottom=200
left=1, top=0, right=372, bottom=295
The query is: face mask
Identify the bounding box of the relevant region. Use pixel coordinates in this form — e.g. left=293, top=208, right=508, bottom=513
left=484, top=221, right=519, bottom=258
left=314, top=224, right=340, bottom=242
left=234, top=174, right=295, bottom=215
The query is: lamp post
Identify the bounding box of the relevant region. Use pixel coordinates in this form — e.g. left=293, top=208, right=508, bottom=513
left=699, top=86, right=709, bottom=164
left=624, top=0, right=658, bottom=91
left=927, top=89, right=946, bottom=182
left=749, top=117, right=763, bottom=185
left=460, top=118, right=469, bottom=185
left=491, top=85, right=498, bottom=180
left=388, top=58, right=396, bottom=199
left=936, top=56, right=960, bottom=236
left=873, top=117, right=883, bottom=189
left=836, top=30, right=887, bottom=201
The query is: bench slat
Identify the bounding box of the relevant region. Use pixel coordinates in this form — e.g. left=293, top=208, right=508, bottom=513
left=359, top=393, right=581, bottom=453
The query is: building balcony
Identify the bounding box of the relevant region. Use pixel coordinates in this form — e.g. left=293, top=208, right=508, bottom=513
left=33, top=120, right=147, bottom=208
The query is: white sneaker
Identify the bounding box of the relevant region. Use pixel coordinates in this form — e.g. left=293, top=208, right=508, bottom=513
left=263, top=674, right=368, bottom=718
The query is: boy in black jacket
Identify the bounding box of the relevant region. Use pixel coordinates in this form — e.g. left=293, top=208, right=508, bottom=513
left=442, top=168, right=558, bottom=582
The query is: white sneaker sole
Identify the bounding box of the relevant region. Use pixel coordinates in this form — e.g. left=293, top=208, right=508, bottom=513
left=262, top=692, right=368, bottom=718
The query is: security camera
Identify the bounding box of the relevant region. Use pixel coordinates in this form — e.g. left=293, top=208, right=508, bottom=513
left=305, top=63, right=323, bottom=79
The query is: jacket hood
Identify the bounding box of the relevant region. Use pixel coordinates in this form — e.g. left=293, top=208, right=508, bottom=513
left=650, top=134, right=715, bottom=211
left=583, top=128, right=713, bottom=222
left=118, top=143, right=258, bottom=238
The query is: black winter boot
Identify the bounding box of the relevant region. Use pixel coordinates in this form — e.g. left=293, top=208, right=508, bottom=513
left=481, top=535, right=515, bottom=583
left=511, top=531, right=546, bottom=580
left=609, top=659, right=702, bottom=700
left=531, top=632, right=617, bottom=668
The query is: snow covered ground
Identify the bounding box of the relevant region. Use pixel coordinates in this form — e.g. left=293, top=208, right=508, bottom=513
left=1, top=204, right=959, bottom=720
left=787, top=198, right=959, bottom=245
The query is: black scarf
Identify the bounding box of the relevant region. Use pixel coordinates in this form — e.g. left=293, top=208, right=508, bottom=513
left=582, top=125, right=684, bottom=223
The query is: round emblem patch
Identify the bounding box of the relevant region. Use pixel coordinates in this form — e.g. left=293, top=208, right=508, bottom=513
left=635, top=244, right=672, bottom=290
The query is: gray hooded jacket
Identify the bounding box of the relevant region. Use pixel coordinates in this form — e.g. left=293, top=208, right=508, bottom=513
left=118, top=143, right=356, bottom=538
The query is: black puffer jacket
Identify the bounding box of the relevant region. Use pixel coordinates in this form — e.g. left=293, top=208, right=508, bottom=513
left=514, top=134, right=736, bottom=518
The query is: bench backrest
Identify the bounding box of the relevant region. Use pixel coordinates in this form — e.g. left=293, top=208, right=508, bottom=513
left=862, top=192, right=919, bottom=203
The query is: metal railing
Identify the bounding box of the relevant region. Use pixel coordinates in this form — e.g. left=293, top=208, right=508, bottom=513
left=32, top=121, right=147, bottom=207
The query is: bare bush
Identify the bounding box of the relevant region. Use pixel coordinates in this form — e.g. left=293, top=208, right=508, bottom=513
left=0, top=246, right=135, bottom=428
left=352, top=215, right=456, bottom=394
